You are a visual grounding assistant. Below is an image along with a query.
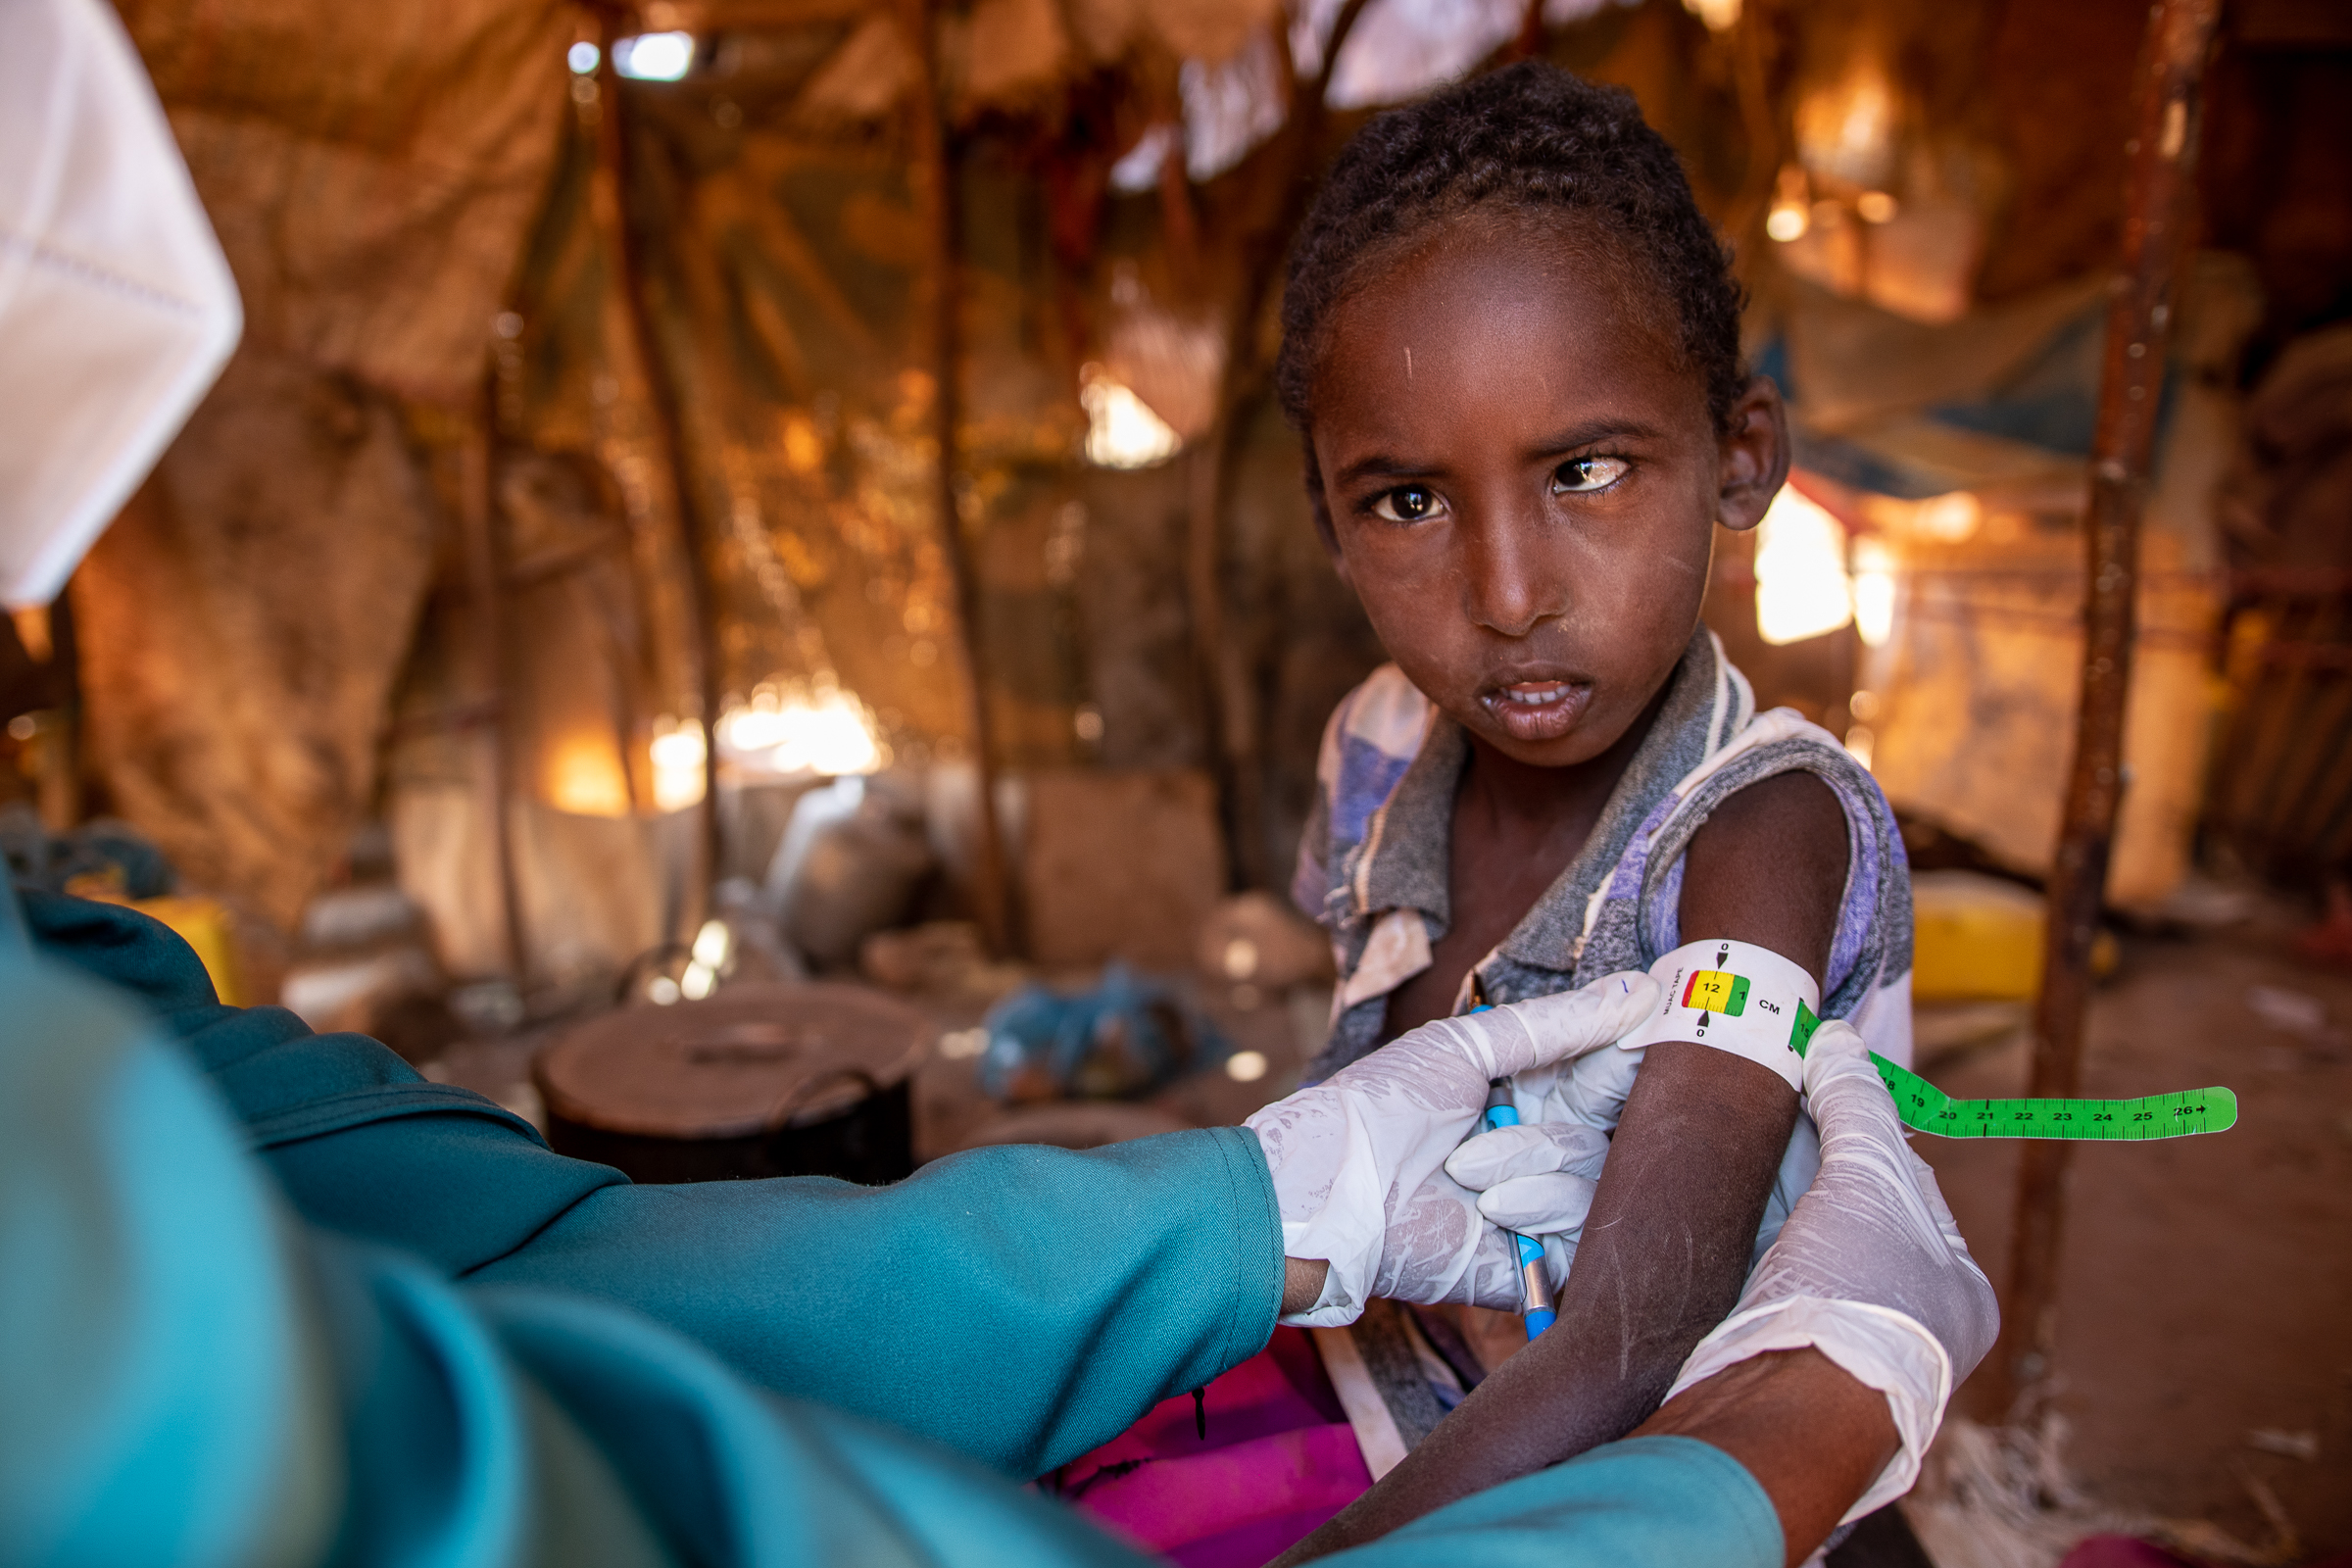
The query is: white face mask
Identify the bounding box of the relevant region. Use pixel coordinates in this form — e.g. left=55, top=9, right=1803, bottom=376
left=0, top=0, right=241, bottom=610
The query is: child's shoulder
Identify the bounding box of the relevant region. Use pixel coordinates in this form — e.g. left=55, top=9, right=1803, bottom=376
left=1666, top=705, right=1892, bottom=846
left=1643, top=701, right=1914, bottom=1033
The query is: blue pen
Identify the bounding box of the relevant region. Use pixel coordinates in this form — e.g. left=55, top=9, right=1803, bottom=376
left=1469, top=980, right=1555, bottom=1339
left=1480, top=1079, right=1557, bottom=1338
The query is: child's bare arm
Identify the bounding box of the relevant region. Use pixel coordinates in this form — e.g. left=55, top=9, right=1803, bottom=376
left=1274, top=771, right=1848, bottom=1561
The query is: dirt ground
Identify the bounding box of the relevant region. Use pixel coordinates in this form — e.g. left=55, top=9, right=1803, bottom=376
left=1920, top=914, right=2352, bottom=1559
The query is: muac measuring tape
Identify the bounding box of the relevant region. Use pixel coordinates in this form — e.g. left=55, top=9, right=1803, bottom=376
left=1829, top=1007, right=2233, bottom=1140
left=1629, top=940, right=2238, bottom=1142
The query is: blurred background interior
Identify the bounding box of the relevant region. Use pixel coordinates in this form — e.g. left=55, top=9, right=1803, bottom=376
left=13, top=0, right=2352, bottom=1560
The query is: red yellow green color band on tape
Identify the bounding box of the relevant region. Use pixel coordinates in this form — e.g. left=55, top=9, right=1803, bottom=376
left=1789, top=1001, right=2238, bottom=1142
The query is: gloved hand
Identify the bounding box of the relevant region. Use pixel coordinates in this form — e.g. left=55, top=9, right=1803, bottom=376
left=1663, top=1019, right=1999, bottom=1522
left=1439, top=1032, right=1642, bottom=1287
left=1388, top=1117, right=1611, bottom=1316
left=1246, top=970, right=1655, bottom=1326
left=1448, top=1025, right=1825, bottom=1282
left=1430, top=988, right=1666, bottom=1301
left=1443, top=1119, right=1613, bottom=1237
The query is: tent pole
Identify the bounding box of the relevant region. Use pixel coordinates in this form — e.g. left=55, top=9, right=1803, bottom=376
left=1185, top=0, right=1375, bottom=891
left=464, top=363, right=528, bottom=981
left=902, top=0, right=1016, bottom=957
left=593, top=20, right=726, bottom=899
left=1990, top=0, right=2224, bottom=1424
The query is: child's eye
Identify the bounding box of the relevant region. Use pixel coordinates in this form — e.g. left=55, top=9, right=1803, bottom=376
left=1370, top=485, right=1445, bottom=522
left=1551, top=457, right=1630, bottom=494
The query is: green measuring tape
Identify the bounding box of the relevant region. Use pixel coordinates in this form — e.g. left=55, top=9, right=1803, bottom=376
left=1791, top=1004, right=2238, bottom=1142
left=1866, top=1054, right=2236, bottom=1141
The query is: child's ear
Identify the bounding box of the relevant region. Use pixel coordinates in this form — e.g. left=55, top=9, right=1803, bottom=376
left=1715, top=374, right=1791, bottom=533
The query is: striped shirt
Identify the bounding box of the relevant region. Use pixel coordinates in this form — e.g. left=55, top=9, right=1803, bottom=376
left=1293, top=627, right=1915, bottom=1084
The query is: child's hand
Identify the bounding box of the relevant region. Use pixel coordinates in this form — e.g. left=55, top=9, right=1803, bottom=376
left=1248, top=971, right=1655, bottom=1326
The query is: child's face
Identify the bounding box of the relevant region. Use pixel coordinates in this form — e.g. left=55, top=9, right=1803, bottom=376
left=1309, top=214, right=1785, bottom=770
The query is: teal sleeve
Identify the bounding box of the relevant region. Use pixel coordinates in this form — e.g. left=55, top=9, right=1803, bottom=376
left=23, top=889, right=1286, bottom=1478
left=468, top=1127, right=1284, bottom=1476
left=2, top=937, right=1781, bottom=1568
left=1324, top=1437, right=1783, bottom=1568
left=0, top=949, right=1153, bottom=1567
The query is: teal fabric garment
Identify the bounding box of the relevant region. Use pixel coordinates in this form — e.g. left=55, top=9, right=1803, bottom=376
left=0, top=954, right=1786, bottom=1567
left=1327, top=1438, right=1783, bottom=1568
left=20, top=889, right=1282, bottom=1479
left=0, top=945, right=330, bottom=1566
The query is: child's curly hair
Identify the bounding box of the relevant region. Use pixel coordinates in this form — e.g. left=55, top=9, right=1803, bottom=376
left=1275, top=61, right=1746, bottom=505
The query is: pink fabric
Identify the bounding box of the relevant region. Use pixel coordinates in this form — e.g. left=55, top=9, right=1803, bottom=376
left=1060, top=1328, right=1372, bottom=1566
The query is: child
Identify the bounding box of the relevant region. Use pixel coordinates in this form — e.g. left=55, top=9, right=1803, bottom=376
left=1276, top=62, right=1915, bottom=1551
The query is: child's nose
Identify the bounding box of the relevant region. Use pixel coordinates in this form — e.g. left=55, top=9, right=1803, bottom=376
left=1462, top=507, right=1569, bottom=638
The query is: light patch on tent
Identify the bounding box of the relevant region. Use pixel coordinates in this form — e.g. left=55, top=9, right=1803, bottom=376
left=717, top=685, right=888, bottom=779
left=798, top=15, right=915, bottom=122
left=1081, top=364, right=1182, bottom=468
left=1797, top=57, right=1896, bottom=190
left=1298, top=0, right=1520, bottom=110
left=1767, top=164, right=1811, bottom=242
left=1754, top=488, right=1853, bottom=646
left=1910, top=491, right=1983, bottom=543
left=650, top=717, right=707, bottom=811
left=1110, top=124, right=1180, bottom=194
left=1851, top=536, right=1896, bottom=648
left=1682, top=0, right=1740, bottom=30
left=549, top=734, right=634, bottom=817
left=1182, top=29, right=1287, bottom=181
left=1102, top=273, right=1223, bottom=443
left=1287, top=0, right=1632, bottom=111
left=1178, top=1, right=1643, bottom=177
left=613, top=31, right=694, bottom=81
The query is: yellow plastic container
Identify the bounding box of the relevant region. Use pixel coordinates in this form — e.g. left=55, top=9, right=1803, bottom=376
left=135, top=896, right=245, bottom=1005
left=1909, top=870, right=2115, bottom=1003
left=1912, top=872, right=2046, bottom=1002
left=58, top=867, right=246, bottom=1005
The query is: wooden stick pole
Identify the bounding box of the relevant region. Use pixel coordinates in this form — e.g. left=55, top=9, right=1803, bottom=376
left=594, top=21, right=725, bottom=893
left=465, top=350, right=529, bottom=980
left=902, top=0, right=1015, bottom=957
left=1185, top=0, right=1374, bottom=890
left=1991, top=0, right=2223, bottom=1422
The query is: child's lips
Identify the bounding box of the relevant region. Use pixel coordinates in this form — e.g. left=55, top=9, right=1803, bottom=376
left=1480, top=677, right=1592, bottom=743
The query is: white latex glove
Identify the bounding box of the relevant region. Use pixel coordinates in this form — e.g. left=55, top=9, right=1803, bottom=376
left=1451, top=1001, right=1826, bottom=1283
left=1380, top=1120, right=1603, bottom=1312
left=1664, top=1019, right=1999, bottom=1522
left=1248, top=970, right=1657, bottom=1326
left=1444, top=1120, right=1611, bottom=1234
left=1442, top=1038, right=1640, bottom=1272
